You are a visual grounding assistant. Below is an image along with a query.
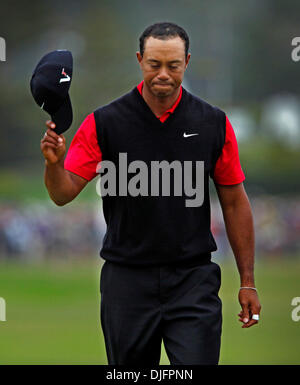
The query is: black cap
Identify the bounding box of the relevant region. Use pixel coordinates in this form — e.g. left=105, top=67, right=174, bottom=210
left=30, top=50, right=73, bottom=135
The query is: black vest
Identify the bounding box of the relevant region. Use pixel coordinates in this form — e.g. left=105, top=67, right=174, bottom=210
left=94, top=86, right=226, bottom=266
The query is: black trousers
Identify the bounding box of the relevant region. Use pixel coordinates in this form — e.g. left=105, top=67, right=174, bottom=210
left=100, top=258, right=222, bottom=365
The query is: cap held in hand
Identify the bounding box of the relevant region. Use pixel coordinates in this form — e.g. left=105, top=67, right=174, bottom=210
left=30, top=50, right=73, bottom=135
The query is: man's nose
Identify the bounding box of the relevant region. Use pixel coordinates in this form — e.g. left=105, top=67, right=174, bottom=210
left=157, top=67, right=169, bottom=80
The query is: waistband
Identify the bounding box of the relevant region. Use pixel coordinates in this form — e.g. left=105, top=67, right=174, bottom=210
left=101, top=252, right=212, bottom=269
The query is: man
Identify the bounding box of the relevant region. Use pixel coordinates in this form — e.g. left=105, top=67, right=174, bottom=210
left=40, top=22, right=261, bottom=365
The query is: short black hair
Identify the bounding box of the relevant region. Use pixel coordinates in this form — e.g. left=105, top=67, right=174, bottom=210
left=139, top=22, right=190, bottom=59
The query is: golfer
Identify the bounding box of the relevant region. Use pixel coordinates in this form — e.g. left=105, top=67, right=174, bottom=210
left=40, top=22, right=261, bottom=365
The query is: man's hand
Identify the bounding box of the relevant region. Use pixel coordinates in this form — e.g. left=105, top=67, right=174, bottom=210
left=40, top=120, right=66, bottom=165
left=238, top=288, right=261, bottom=328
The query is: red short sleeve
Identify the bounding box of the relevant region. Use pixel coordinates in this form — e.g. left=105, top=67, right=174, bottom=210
left=213, top=116, right=245, bottom=185
left=64, top=113, right=102, bottom=181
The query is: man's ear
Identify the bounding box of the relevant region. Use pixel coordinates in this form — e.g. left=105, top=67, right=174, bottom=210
left=136, top=51, right=143, bottom=64
left=185, top=53, right=191, bottom=69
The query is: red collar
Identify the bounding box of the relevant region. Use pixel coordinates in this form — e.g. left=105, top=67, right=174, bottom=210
left=137, top=80, right=182, bottom=123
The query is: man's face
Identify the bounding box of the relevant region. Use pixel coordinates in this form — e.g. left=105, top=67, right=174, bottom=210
left=137, top=36, right=190, bottom=98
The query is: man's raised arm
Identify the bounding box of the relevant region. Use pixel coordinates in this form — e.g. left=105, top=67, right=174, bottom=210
left=40, top=120, right=88, bottom=206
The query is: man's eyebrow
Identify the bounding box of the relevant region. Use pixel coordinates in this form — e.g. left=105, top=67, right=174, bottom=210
left=146, top=59, right=183, bottom=64
left=147, top=59, right=160, bottom=63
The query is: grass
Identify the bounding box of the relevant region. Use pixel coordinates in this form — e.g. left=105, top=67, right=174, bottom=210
left=0, top=256, right=299, bottom=365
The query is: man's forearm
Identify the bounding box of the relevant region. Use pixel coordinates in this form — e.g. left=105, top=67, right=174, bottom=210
left=44, top=159, right=76, bottom=206
left=221, top=197, right=255, bottom=286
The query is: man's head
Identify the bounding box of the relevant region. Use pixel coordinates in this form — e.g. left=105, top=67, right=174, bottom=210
left=137, top=22, right=191, bottom=98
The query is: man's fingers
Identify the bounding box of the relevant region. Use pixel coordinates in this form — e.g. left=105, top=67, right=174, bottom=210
left=46, top=120, right=56, bottom=130
left=42, top=142, right=58, bottom=150
left=241, top=305, right=250, bottom=324
left=47, top=130, right=64, bottom=143
left=41, top=135, right=62, bottom=147
left=242, top=319, right=258, bottom=328
left=237, top=312, right=243, bottom=322
left=45, top=128, right=60, bottom=141
left=41, top=135, right=58, bottom=146
left=45, top=121, right=64, bottom=141
left=41, top=122, right=66, bottom=165
left=43, top=123, right=64, bottom=145
left=241, top=307, right=260, bottom=327
left=238, top=290, right=261, bottom=328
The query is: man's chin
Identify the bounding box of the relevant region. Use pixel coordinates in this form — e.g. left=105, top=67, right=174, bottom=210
left=152, top=86, right=174, bottom=98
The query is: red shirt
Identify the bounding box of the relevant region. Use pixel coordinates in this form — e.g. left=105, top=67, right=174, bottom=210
left=136, top=80, right=182, bottom=123
left=64, top=82, right=245, bottom=185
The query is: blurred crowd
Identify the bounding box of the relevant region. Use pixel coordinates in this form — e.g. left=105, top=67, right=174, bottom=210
left=0, top=196, right=299, bottom=261
left=211, top=195, right=300, bottom=259
left=0, top=201, right=106, bottom=261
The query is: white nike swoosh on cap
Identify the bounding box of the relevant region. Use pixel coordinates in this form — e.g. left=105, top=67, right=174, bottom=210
left=59, top=74, right=70, bottom=83
left=183, top=132, right=199, bottom=138
left=59, top=68, right=71, bottom=83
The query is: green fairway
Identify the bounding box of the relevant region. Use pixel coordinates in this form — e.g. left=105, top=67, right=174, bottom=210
left=0, top=256, right=299, bottom=365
